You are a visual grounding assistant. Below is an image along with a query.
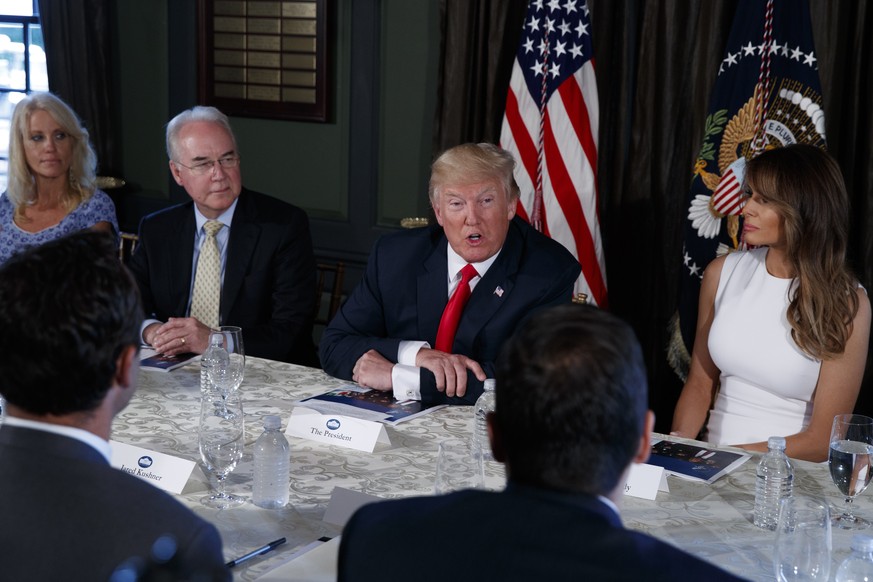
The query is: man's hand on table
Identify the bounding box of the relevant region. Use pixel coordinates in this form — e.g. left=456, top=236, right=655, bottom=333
left=353, top=350, right=395, bottom=391
left=415, top=348, right=486, bottom=398
left=147, top=317, right=212, bottom=356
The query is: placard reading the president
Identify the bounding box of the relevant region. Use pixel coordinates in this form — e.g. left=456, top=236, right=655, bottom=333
left=285, top=407, right=390, bottom=453
left=109, top=441, right=196, bottom=494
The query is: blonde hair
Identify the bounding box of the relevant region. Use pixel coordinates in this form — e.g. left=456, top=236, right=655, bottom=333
left=744, top=144, right=859, bottom=359
left=7, top=92, right=97, bottom=219
left=428, top=143, right=520, bottom=206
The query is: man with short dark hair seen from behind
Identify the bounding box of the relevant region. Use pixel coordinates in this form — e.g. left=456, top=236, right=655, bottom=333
left=338, top=304, right=746, bottom=581
left=0, top=231, right=230, bottom=581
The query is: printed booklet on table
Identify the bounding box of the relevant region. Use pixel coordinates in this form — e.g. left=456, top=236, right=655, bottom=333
left=139, top=349, right=197, bottom=372
left=647, top=438, right=750, bottom=484
left=296, top=386, right=445, bottom=425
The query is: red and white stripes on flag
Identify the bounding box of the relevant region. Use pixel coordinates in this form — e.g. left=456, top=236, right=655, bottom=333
left=499, top=0, right=607, bottom=307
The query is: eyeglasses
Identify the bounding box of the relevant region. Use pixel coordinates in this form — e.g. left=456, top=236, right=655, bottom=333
left=174, top=156, right=240, bottom=176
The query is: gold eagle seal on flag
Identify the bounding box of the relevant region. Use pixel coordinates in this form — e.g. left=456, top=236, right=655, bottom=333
left=687, top=79, right=826, bottom=251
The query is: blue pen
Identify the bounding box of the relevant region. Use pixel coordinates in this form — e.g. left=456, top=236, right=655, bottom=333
left=226, top=537, right=286, bottom=568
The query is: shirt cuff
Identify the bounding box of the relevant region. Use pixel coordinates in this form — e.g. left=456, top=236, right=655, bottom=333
left=397, top=340, right=429, bottom=365
left=140, top=319, right=162, bottom=345
left=392, top=364, right=422, bottom=401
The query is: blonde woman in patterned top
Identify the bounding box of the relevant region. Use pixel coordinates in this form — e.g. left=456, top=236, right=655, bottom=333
left=0, top=92, right=117, bottom=264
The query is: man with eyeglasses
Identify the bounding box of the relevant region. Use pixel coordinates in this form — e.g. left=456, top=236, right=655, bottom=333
left=128, top=106, right=318, bottom=365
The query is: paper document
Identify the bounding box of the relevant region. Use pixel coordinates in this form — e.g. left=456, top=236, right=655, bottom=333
left=297, top=385, right=445, bottom=425
left=647, top=438, right=750, bottom=484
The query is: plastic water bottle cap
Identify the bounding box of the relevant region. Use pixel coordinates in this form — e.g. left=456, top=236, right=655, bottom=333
left=483, top=379, right=496, bottom=392
left=263, top=415, right=281, bottom=430
left=851, top=534, right=873, bottom=553
left=767, top=436, right=787, bottom=451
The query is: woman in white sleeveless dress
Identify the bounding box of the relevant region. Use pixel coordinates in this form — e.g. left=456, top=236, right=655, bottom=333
left=671, top=144, right=870, bottom=462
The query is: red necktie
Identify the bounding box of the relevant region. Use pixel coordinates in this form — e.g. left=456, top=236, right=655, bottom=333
left=435, top=263, right=479, bottom=353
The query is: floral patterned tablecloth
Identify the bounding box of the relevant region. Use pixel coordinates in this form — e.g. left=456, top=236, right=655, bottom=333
left=115, top=357, right=869, bottom=581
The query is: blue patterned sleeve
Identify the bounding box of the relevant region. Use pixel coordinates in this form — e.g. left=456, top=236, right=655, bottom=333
left=79, top=190, right=119, bottom=236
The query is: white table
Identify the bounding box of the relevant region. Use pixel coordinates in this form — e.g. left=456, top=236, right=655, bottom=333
left=116, top=357, right=872, bottom=581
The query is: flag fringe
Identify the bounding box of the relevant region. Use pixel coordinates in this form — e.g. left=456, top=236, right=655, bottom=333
left=666, top=312, right=690, bottom=383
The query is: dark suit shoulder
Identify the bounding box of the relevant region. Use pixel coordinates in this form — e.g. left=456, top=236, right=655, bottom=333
left=509, top=216, right=580, bottom=273
left=0, top=427, right=229, bottom=580
left=139, top=200, right=195, bottom=230
left=365, top=223, right=446, bottom=270
left=340, top=488, right=746, bottom=582
left=237, top=187, right=309, bottom=224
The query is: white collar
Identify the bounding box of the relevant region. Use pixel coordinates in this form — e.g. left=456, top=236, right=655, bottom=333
left=194, top=197, right=239, bottom=232
left=4, top=416, right=112, bottom=462
left=446, top=244, right=501, bottom=282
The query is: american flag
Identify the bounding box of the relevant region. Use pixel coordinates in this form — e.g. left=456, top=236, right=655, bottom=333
left=499, top=0, right=606, bottom=307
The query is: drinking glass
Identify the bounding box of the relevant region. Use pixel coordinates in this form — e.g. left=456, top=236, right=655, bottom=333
left=207, top=326, right=245, bottom=414
left=198, top=390, right=245, bottom=508
left=434, top=438, right=485, bottom=495
left=773, top=496, right=832, bottom=581
left=829, top=414, right=873, bottom=529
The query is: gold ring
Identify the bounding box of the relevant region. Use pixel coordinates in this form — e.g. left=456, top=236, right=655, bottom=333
left=180, top=337, right=186, bottom=345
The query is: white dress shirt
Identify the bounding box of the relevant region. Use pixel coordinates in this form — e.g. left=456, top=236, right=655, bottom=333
left=140, top=199, right=239, bottom=343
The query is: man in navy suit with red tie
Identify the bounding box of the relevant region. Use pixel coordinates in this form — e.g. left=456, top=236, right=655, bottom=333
left=338, top=305, right=746, bottom=581
left=320, top=143, right=580, bottom=405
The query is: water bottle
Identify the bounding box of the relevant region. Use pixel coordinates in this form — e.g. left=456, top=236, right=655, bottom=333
left=253, top=415, right=291, bottom=509
left=753, top=436, right=794, bottom=530
left=200, top=334, right=228, bottom=394
left=836, top=535, right=873, bottom=582
left=473, top=379, right=496, bottom=461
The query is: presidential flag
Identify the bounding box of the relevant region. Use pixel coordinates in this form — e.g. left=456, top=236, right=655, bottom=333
left=669, top=0, right=826, bottom=378
left=499, top=0, right=606, bottom=307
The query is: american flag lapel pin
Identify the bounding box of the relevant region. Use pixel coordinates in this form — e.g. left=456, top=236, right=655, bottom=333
left=494, top=286, right=504, bottom=297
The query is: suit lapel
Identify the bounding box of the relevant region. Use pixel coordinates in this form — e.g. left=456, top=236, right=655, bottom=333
left=417, top=235, right=449, bottom=344
left=168, top=209, right=196, bottom=317
left=222, top=190, right=258, bottom=323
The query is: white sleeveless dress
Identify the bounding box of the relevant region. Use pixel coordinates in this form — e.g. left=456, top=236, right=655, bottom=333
left=705, top=248, right=821, bottom=446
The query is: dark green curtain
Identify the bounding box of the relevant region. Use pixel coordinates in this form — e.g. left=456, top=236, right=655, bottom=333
left=37, top=0, right=120, bottom=176
left=433, top=0, right=528, bottom=153
left=435, top=0, right=873, bottom=431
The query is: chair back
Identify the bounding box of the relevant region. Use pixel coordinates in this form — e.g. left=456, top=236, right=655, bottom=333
left=119, top=232, right=139, bottom=263
left=315, top=262, right=345, bottom=326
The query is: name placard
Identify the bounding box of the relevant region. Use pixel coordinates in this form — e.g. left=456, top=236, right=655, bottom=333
left=323, top=487, right=381, bottom=527
left=109, top=441, right=196, bottom=495
left=624, top=463, right=669, bottom=500
left=285, top=407, right=390, bottom=453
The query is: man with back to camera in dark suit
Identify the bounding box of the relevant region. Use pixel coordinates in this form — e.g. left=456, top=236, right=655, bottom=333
left=338, top=304, right=747, bottom=581
left=319, top=143, right=581, bottom=405
left=0, top=231, right=230, bottom=581
left=128, top=105, right=318, bottom=366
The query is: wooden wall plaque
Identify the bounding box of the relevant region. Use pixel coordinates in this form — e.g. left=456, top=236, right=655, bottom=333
left=198, top=0, right=330, bottom=122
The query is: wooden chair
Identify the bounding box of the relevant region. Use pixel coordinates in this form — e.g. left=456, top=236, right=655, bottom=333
left=315, top=261, right=345, bottom=326
left=118, top=232, right=139, bottom=263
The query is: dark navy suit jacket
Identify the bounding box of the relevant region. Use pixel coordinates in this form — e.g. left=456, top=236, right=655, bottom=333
left=0, top=425, right=230, bottom=581
left=339, top=484, right=748, bottom=582
left=129, top=188, right=318, bottom=366
left=319, top=217, right=581, bottom=404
